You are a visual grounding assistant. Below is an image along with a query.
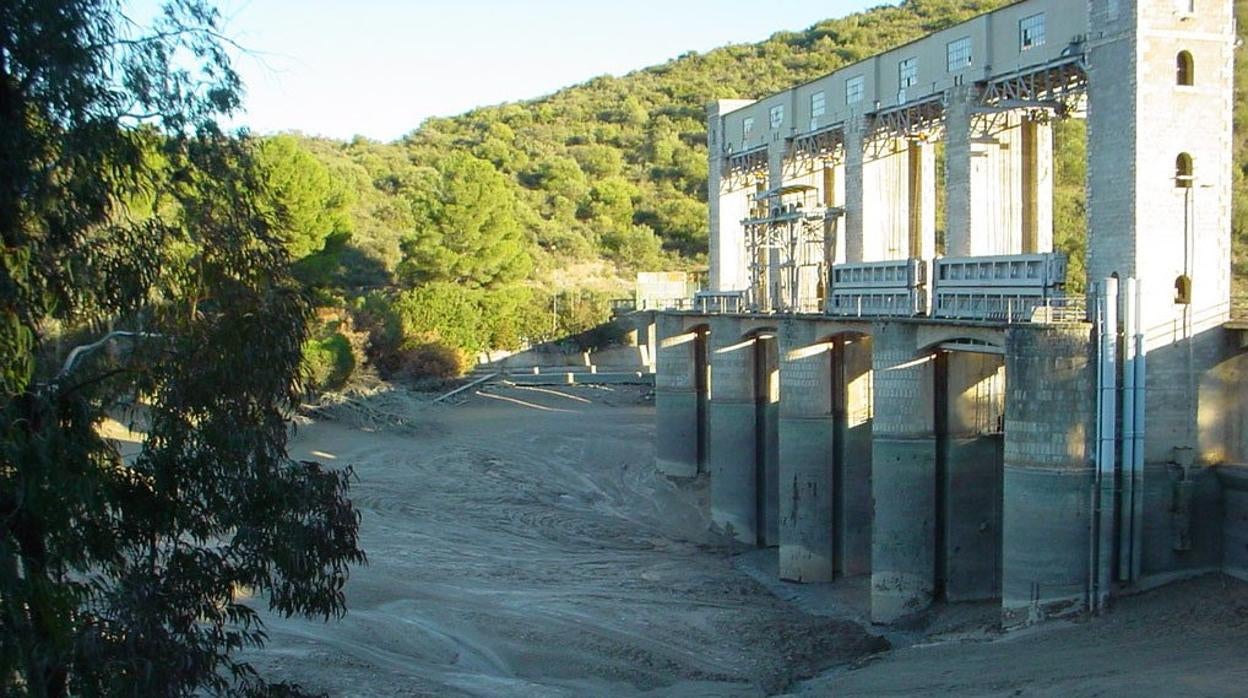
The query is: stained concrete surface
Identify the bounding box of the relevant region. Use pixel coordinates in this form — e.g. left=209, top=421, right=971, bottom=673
left=241, top=384, right=881, bottom=696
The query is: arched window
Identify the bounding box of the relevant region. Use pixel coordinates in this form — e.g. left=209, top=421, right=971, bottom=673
left=1176, top=51, right=1194, bottom=86
left=1175, top=153, right=1193, bottom=188
left=1174, top=275, right=1192, bottom=305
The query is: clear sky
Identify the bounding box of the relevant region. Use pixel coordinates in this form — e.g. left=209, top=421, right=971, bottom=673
left=128, top=0, right=880, bottom=142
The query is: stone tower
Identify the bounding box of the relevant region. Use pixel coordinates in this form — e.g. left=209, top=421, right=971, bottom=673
left=1086, top=0, right=1235, bottom=462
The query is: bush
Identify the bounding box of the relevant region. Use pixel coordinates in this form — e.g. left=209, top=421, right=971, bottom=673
left=302, top=333, right=356, bottom=393
left=392, top=341, right=465, bottom=383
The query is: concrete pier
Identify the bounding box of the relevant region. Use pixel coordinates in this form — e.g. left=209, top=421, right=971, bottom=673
left=1001, top=326, right=1095, bottom=626
left=655, top=314, right=706, bottom=478
left=778, top=320, right=836, bottom=580
left=709, top=318, right=780, bottom=546
left=843, top=116, right=867, bottom=263
left=870, top=322, right=937, bottom=623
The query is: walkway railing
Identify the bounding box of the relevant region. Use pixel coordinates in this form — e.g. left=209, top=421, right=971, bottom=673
left=933, top=293, right=1086, bottom=324
left=638, top=252, right=1094, bottom=324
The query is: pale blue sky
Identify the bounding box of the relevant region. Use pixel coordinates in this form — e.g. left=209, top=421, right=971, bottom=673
left=128, top=0, right=880, bottom=142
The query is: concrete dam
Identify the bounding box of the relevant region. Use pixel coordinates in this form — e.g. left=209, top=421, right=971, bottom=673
left=650, top=0, right=1248, bottom=627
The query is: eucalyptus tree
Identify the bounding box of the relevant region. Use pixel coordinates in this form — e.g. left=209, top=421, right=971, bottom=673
left=0, top=1, right=364, bottom=695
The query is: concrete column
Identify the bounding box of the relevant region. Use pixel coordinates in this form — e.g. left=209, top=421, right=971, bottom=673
left=646, top=319, right=658, bottom=373
left=709, top=317, right=754, bottom=542
left=942, top=351, right=1005, bottom=602
left=758, top=333, right=780, bottom=547
left=708, top=317, right=779, bottom=546
left=823, top=161, right=847, bottom=267
left=908, top=139, right=937, bottom=260
left=1001, top=326, right=1095, bottom=627
left=944, top=85, right=977, bottom=257
left=767, top=139, right=787, bottom=192
left=870, top=322, right=937, bottom=623
left=844, top=117, right=867, bottom=263
left=655, top=314, right=706, bottom=478
left=1020, top=117, right=1053, bottom=254
left=778, top=320, right=835, bottom=582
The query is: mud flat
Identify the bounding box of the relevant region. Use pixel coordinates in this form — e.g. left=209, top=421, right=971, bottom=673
left=243, top=384, right=882, bottom=696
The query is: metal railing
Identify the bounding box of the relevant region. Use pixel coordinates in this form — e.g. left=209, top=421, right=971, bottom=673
left=933, top=293, right=1086, bottom=324
left=611, top=297, right=703, bottom=313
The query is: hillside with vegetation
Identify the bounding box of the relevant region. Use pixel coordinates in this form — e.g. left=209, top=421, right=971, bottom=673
left=263, top=0, right=1247, bottom=384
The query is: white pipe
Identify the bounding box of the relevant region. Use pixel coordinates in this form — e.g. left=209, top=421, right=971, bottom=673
left=1119, top=278, right=1137, bottom=583
left=1093, top=277, right=1118, bottom=612
left=1131, top=279, right=1147, bottom=582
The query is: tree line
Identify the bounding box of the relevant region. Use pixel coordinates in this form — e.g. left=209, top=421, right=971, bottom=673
left=279, top=0, right=1247, bottom=380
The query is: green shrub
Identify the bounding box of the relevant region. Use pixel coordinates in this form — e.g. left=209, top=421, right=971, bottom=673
left=302, top=333, right=355, bottom=393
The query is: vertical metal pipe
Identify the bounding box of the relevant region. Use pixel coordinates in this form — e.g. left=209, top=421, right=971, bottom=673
left=1093, top=277, right=1118, bottom=611
left=1130, top=280, right=1146, bottom=581
left=1089, top=284, right=1103, bottom=609
left=1119, top=278, right=1137, bottom=582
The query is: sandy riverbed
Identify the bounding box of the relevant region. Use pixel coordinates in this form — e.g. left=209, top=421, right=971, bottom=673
left=241, top=384, right=882, bottom=696
left=243, top=383, right=1248, bottom=697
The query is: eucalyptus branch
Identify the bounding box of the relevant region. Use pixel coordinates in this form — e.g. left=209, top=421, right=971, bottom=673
left=55, top=330, right=162, bottom=382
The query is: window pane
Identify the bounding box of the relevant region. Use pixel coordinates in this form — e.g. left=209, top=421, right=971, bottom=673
left=769, top=105, right=784, bottom=129
left=1020, top=13, right=1046, bottom=51
left=845, top=75, right=864, bottom=104
left=811, top=91, right=826, bottom=117
left=947, top=37, right=972, bottom=72
left=899, top=57, right=918, bottom=88
left=743, top=117, right=754, bottom=138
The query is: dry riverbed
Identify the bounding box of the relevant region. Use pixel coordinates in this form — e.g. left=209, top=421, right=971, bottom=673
left=243, top=383, right=1248, bottom=697
left=242, top=384, right=882, bottom=696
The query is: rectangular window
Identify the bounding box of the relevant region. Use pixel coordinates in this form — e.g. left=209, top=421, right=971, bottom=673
left=899, top=57, right=918, bottom=88
left=743, top=117, right=754, bottom=139
left=947, top=36, right=972, bottom=72
left=811, top=91, right=826, bottom=118
left=769, top=105, right=784, bottom=129
left=1020, top=13, right=1045, bottom=51
left=845, top=75, right=865, bottom=105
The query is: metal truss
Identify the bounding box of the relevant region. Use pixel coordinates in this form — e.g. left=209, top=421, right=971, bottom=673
left=978, top=55, right=1088, bottom=117
left=723, top=145, right=769, bottom=183
left=790, top=124, right=845, bottom=163
left=869, top=96, right=946, bottom=142
left=863, top=97, right=945, bottom=159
